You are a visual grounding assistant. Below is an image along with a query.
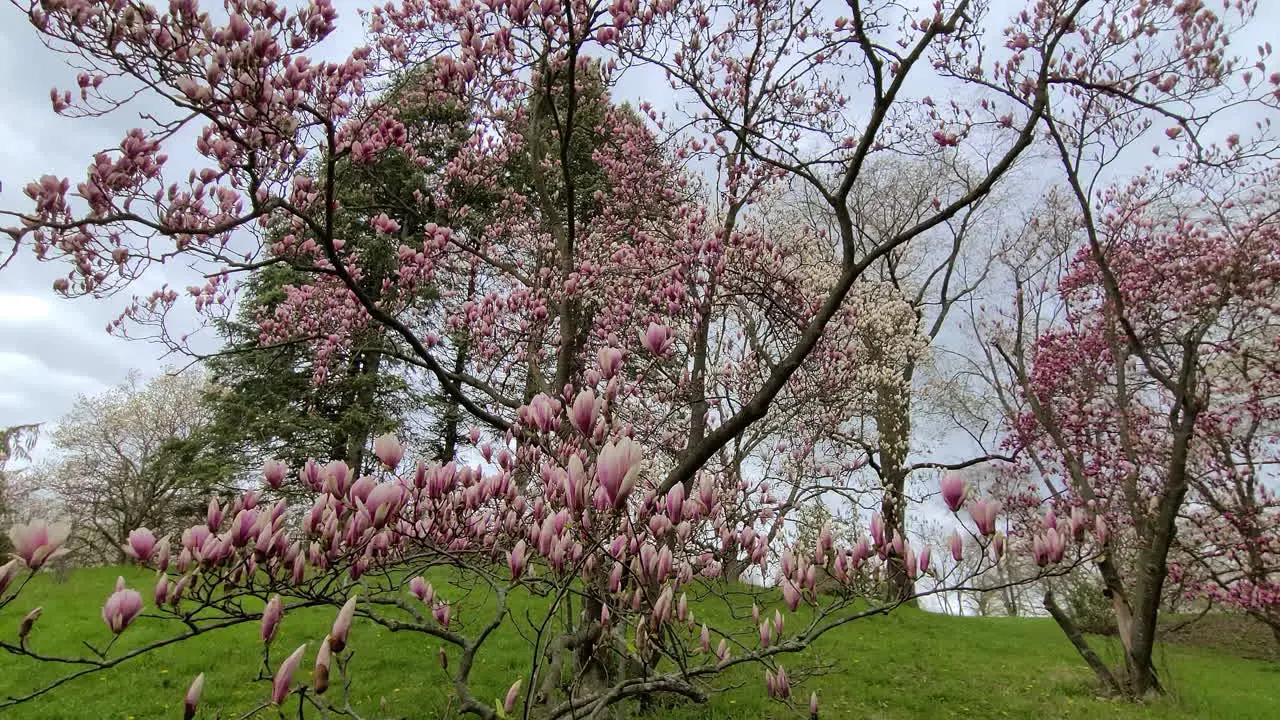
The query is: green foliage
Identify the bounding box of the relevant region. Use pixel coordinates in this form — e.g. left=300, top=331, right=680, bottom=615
left=1061, top=574, right=1120, bottom=637
left=1, top=566, right=1276, bottom=719
left=199, top=75, right=478, bottom=479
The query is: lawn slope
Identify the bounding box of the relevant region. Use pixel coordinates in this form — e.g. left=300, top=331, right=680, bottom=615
left=0, top=567, right=1274, bottom=719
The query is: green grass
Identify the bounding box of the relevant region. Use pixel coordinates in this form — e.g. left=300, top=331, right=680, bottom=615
left=0, top=566, right=1276, bottom=719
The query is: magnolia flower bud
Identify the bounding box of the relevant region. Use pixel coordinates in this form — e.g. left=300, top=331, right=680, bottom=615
left=782, top=578, right=801, bottom=612
left=154, top=536, right=171, bottom=573
left=272, top=644, right=307, bottom=705
left=508, top=540, right=528, bottom=581
left=775, top=665, right=791, bottom=699
left=0, top=559, right=21, bottom=595
left=19, top=606, right=42, bottom=641
left=949, top=530, right=964, bottom=563
left=183, top=673, right=204, bottom=720
left=261, top=595, right=283, bottom=644
left=329, top=595, right=358, bottom=653
left=206, top=498, right=224, bottom=530
left=504, top=679, right=522, bottom=713
left=569, top=389, right=598, bottom=435
left=314, top=636, right=332, bottom=694
left=154, top=575, right=170, bottom=606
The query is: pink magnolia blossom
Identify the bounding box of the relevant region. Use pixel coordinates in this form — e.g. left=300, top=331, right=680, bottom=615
left=970, top=500, right=1001, bottom=536
left=153, top=536, right=171, bottom=572
left=102, top=586, right=143, bottom=634
left=9, top=520, right=70, bottom=570
left=373, top=433, right=404, bottom=468
left=774, top=665, right=791, bottom=698
left=940, top=473, right=966, bottom=512
left=596, top=438, right=643, bottom=508
left=781, top=578, right=802, bottom=612
left=409, top=576, right=432, bottom=603
left=597, top=347, right=623, bottom=378
left=641, top=323, right=674, bottom=356
left=524, top=394, right=561, bottom=433
left=263, top=459, right=288, bottom=489
left=206, top=498, right=224, bottom=530
left=1069, top=508, right=1088, bottom=541
left=154, top=576, right=170, bottom=606
left=569, top=389, right=598, bottom=435
left=123, top=527, right=158, bottom=563
left=433, top=601, right=451, bottom=628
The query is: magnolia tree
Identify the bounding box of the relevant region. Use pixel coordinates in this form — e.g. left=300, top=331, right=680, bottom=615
left=984, top=164, right=1280, bottom=696
left=0, top=0, right=1256, bottom=715
left=955, top=0, right=1280, bottom=697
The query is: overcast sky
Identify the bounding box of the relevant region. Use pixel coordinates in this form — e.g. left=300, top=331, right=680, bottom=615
left=1, top=2, right=1277, bottom=462
left=0, top=4, right=366, bottom=455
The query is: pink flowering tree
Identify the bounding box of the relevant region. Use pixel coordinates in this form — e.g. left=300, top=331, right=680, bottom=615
left=0, top=0, right=1250, bottom=714
left=985, top=164, right=1280, bottom=696
left=961, top=0, right=1280, bottom=698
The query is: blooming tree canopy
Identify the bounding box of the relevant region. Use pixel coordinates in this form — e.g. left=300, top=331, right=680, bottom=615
left=0, top=0, right=1271, bottom=714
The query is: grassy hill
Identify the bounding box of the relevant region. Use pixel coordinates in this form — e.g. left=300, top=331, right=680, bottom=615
left=0, top=566, right=1275, bottom=719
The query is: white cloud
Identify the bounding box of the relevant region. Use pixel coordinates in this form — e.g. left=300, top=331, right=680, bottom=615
left=0, top=294, right=52, bottom=324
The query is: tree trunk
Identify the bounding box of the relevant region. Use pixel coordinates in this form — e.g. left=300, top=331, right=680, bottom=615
left=1045, top=590, right=1123, bottom=695
left=1121, top=409, right=1197, bottom=696
left=574, top=591, right=610, bottom=692
left=345, top=350, right=383, bottom=473
left=876, top=373, right=915, bottom=604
